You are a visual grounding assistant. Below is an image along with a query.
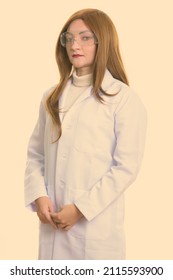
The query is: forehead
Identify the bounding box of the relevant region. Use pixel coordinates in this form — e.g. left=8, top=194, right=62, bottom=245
left=67, top=19, right=91, bottom=33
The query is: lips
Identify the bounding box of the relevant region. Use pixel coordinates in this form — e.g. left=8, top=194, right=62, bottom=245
left=72, top=54, right=83, bottom=58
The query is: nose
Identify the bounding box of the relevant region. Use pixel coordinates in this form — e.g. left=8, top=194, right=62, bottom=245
left=71, top=38, right=81, bottom=49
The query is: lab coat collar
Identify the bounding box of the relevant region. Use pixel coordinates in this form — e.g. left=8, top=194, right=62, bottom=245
left=102, top=69, right=115, bottom=89
left=59, top=79, right=92, bottom=109
left=59, top=69, right=121, bottom=122
left=101, top=69, right=122, bottom=95
left=59, top=79, right=92, bottom=123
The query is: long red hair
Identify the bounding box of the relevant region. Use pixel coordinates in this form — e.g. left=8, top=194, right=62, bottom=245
left=46, top=9, right=129, bottom=140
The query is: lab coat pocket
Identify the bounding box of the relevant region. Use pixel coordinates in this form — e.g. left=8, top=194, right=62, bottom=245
left=93, top=116, right=115, bottom=154
left=86, top=209, right=110, bottom=240
left=39, top=223, right=55, bottom=259
left=68, top=188, right=110, bottom=241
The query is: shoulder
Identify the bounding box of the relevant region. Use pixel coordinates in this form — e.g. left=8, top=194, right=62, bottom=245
left=39, top=84, right=57, bottom=109
left=102, top=70, right=147, bottom=115
left=42, top=84, right=57, bottom=101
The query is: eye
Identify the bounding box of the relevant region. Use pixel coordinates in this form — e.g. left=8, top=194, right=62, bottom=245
left=65, top=35, right=73, bottom=43
left=65, top=33, right=73, bottom=43
left=81, top=36, right=92, bottom=41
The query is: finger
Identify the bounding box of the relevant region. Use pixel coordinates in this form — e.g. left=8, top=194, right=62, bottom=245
left=38, top=217, right=47, bottom=224
left=44, top=212, right=57, bottom=229
left=57, top=223, right=71, bottom=230
left=56, top=223, right=65, bottom=229
left=54, top=222, right=65, bottom=229
left=37, top=213, right=48, bottom=223
left=49, top=217, right=58, bottom=229
left=50, top=215, right=60, bottom=224
left=53, top=219, right=61, bottom=225
left=48, top=202, right=55, bottom=213
left=50, top=213, right=60, bottom=219
left=63, top=225, right=71, bottom=231
left=50, top=213, right=62, bottom=225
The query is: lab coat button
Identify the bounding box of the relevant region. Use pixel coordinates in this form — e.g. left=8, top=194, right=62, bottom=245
left=66, top=124, right=72, bottom=129
left=60, top=180, right=65, bottom=188
left=62, top=153, right=67, bottom=159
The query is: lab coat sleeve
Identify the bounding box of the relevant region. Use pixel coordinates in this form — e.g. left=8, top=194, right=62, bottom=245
left=24, top=96, right=47, bottom=211
left=75, top=90, right=147, bottom=221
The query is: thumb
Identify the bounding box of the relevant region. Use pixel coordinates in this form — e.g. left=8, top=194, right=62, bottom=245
left=50, top=212, right=57, bottom=218
left=48, top=200, right=55, bottom=213
left=45, top=211, right=57, bottom=229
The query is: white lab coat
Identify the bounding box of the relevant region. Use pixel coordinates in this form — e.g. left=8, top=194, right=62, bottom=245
left=24, top=70, right=147, bottom=259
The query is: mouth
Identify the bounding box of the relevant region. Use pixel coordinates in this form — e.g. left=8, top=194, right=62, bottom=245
left=72, top=54, right=84, bottom=58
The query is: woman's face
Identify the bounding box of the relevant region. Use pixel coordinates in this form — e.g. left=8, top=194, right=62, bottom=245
left=65, top=19, right=97, bottom=76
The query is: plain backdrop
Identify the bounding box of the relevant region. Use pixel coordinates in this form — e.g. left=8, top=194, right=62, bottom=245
left=0, top=0, right=173, bottom=259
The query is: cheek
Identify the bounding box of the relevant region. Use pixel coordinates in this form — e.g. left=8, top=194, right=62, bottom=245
left=66, top=48, right=71, bottom=60
left=87, top=46, right=97, bottom=61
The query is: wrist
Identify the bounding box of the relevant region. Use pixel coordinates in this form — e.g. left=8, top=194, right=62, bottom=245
left=35, top=196, right=48, bottom=205
left=75, top=204, right=84, bottom=218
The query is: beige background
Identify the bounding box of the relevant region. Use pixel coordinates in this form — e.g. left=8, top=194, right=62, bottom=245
left=0, top=0, right=173, bottom=259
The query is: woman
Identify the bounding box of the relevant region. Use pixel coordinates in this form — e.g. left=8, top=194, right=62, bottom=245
left=24, top=8, right=147, bottom=260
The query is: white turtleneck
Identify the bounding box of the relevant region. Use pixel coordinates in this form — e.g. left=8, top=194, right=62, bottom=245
left=64, top=71, right=93, bottom=111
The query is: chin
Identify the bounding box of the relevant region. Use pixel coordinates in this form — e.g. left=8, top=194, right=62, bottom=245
left=72, top=63, right=86, bottom=69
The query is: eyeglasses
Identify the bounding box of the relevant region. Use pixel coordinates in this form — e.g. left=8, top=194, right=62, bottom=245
left=60, top=30, right=98, bottom=47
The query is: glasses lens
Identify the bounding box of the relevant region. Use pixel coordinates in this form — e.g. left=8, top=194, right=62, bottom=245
left=79, top=31, right=97, bottom=46
left=60, top=33, right=67, bottom=47
left=60, top=31, right=98, bottom=47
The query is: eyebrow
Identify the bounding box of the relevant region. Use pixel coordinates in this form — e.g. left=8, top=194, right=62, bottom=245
left=66, top=30, right=92, bottom=35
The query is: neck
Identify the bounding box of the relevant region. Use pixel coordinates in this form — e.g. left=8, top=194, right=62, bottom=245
left=72, top=70, right=93, bottom=87
left=76, top=67, right=93, bottom=76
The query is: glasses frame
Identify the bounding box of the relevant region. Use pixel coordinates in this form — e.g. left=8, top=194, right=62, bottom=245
left=60, top=30, right=98, bottom=48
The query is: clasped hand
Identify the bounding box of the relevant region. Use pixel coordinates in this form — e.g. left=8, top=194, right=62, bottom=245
left=35, top=196, right=83, bottom=230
